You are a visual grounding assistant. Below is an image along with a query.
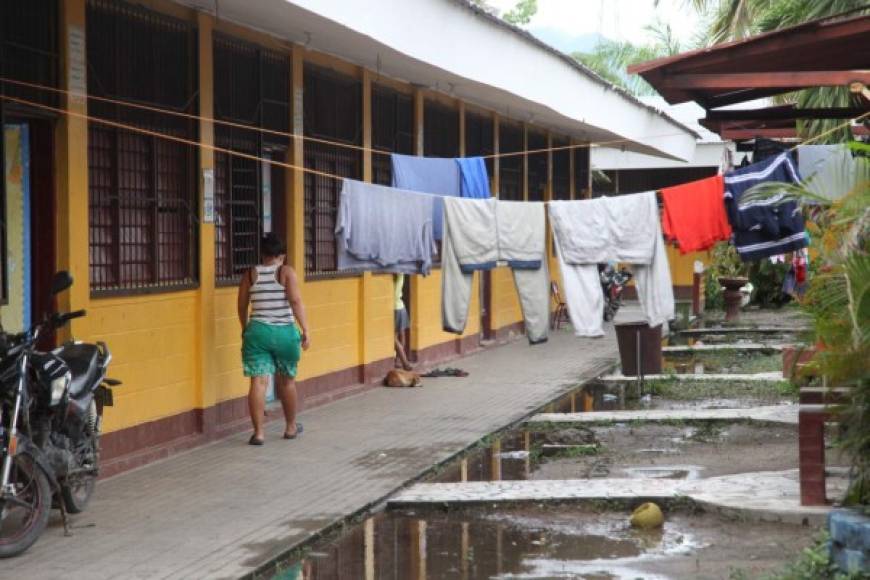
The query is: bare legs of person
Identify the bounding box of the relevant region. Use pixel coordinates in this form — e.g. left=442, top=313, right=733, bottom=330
left=394, top=333, right=413, bottom=371
left=248, top=376, right=268, bottom=444
left=277, top=374, right=300, bottom=437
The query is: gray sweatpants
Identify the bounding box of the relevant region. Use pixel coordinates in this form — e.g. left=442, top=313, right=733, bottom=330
left=441, top=198, right=550, bottom=344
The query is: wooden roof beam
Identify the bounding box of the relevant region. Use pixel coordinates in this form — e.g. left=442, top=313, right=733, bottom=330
left=706, top=107, right=869, bottom=122
left=663, top=70, right=870, bottom=90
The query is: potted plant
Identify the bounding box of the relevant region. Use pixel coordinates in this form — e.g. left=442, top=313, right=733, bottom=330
left=709, top=243, right=748, bottom=321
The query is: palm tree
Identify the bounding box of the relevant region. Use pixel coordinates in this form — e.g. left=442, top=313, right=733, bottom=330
left=689, top=0, right=870, bottom=141
left=574, top=20, right=683, bottom=96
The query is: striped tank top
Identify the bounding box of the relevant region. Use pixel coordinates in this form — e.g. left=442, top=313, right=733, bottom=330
left=249, top=265, right=295, bottom=325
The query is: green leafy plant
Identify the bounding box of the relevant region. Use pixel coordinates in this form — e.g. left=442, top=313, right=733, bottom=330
left=749, top=259, right=791, bottom=307
left=743, top=145, right=870, bottom=507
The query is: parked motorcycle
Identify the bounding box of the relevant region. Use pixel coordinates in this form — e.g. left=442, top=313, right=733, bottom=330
left=601, top=264, right=633, bottom=322
left=0, top=272, right=118, bottom=558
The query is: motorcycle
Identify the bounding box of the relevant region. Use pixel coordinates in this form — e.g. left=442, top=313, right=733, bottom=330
left=601, top=264, right=633, bottom=322
left=0, top=272, right=118, bottom=558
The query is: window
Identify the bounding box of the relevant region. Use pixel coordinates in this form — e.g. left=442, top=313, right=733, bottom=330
left=86, top=0, right=197, bottom=293
left=303, top=64, right=362, bottom=276
left=213, top=34, right=290, bottom=282
left=552, top=136, right=570, bottom=200
left=574, top=146, right=590, bottom=199
left=527, top=130, right=547, bottom=202
left=499, top=121, right=523, bottom=201
left=424, top=100, right=459, bottom=158
left=371, top=84, right=413, bottom=186
left=464, top=111, right=494, bottom=191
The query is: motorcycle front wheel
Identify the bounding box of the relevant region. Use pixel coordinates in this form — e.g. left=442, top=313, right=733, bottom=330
left=0, top=453, right=52, bottom=558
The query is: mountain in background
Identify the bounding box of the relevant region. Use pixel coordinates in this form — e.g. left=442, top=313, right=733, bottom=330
left=527, top=27, right=605, bottom=54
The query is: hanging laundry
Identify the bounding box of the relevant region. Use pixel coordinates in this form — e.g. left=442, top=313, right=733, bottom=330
left=797, top=144, right=862, bottom=201
left=391, top=153, right=461, bottom=240
left=549, top=192, right=675, bottom=337
left=724, top=152, right=808, bottom=262
left=661, top=175, right=731, bottom=254
left=335, top=179, right=438, bottom=275
left=442, top=197, right=549, bottom=344
left=455, top=157, right=491, bottom=199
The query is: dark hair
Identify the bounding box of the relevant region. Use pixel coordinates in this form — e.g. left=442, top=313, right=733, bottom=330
left=261, top=233, right=287, bottom=258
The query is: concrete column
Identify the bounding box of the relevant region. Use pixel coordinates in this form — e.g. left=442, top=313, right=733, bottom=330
left=409, top=89, right=425, bottom=354
left=458, top=101, right=466, bottom=157
left=492, top=112, right=500, bottom=198
left=522, top=123, right=529, bottom=201
left=359, top=69, right=377, bottom=381
left=195, top=12, right=218, bottom=429
left=55, top=0, right=90, bottom=338
left=288, top=48, right=305, bottom=277
left=568, top=138, right=576, bottom=200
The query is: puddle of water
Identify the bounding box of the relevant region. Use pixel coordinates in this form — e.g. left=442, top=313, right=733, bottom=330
left=273, top=507, right=700, bottom=580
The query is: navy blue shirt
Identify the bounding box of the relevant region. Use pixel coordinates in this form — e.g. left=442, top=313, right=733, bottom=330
left=724, top=152, right=808, bottom=261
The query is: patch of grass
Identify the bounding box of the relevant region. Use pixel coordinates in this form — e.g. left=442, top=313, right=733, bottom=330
left=729, top=532, right=863, bottom=580
left=645, top=377, right=797, bottom=402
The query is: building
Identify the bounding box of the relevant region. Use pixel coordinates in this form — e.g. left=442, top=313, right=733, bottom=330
left=0, top=0, right=695, bottom=474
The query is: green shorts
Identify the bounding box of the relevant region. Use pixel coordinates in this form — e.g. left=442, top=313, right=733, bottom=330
left=242, top=320, right=301, bottom=378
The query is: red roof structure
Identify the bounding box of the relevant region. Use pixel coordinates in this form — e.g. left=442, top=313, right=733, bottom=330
left=629, top=13, right=870, bottom=108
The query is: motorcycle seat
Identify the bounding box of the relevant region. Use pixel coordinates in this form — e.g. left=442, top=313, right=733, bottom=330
left=56, top=344, right=102, bottom=398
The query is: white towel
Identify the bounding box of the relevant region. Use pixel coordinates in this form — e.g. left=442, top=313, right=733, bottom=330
left=548, top=191, right=674, bottom=335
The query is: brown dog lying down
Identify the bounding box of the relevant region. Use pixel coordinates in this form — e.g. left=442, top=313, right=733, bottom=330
left=383, top=369, right=422, bottom=387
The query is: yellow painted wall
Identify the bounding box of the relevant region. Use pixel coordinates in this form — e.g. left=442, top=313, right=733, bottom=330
left=490, top=267, right=523, bottom=330
left=667, top=246, right=709, bottom=288
left=90, top=293, right=199, bottom=433
left=411, top=269, right=480, bottom=351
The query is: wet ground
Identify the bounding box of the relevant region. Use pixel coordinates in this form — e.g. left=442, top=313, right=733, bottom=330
left=272, top=310, right=824, bottom=579
left=275, top=505, right=814, bottom=580
left=531, top=422, right=805, bottom=481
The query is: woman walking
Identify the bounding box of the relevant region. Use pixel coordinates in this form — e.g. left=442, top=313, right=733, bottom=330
left=238, top=234, right=310, bottom=445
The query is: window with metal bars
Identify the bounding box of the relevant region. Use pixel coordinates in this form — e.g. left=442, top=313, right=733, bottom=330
left=213, top=34, right=290, bottom=283
left=464, top=111, right=494, bottom=190
left=574, top=146, right=591, bottom=199
left=303, top=64, right=362, bottom=276
left=552, top=136, right=571, bottom=200
left=86, top=0, right=198, bottom=294
left=371, top=84, right=413, bottom=186
left=527, top=130, right=547, bottom=202
left=499, top=121, right=523, bottom=201
left=423, top=100, right=459, bottom=158
left=0, top=0, right=59, bottom=108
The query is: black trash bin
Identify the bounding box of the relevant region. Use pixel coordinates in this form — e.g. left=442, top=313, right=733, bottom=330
left=615, top=322, right=663, bottom=376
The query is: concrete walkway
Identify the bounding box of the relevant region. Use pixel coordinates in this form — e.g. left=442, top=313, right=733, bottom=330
left=678, top=326, right=807, bottom=336
left=2, top=311, right=635, bottom=580
left=389, top=469, right=844, bottom=526
left=528, top=404, right=798, bottom=425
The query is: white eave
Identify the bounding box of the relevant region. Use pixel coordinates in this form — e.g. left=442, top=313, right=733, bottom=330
left=177, top=0, right=698, bottom=162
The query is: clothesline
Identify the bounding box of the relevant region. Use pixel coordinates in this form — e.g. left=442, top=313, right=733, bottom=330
left=9, top=75, right=858, bottom=162
left=2, top=90, right=866, bottom=190
left=0, top=76, right=700, bottom=159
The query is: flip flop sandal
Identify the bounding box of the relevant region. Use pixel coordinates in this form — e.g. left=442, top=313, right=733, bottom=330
left=283, top=423, right=304, bottom=440
left=248, top=435, right=265, bottom=446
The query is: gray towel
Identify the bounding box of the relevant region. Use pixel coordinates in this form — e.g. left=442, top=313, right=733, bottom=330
left=335, top=179, right=438, bottom=275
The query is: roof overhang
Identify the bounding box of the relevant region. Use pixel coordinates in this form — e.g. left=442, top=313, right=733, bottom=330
left=628, top=13, right=870, bottom=109
left=175, top=0, right=697, bottom=161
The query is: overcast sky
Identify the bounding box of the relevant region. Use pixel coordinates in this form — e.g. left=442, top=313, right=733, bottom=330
left=486, top=0, right=702, bottom=53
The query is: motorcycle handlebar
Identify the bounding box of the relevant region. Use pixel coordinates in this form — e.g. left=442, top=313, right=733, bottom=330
left=60, top=310, right=87, bottom=323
